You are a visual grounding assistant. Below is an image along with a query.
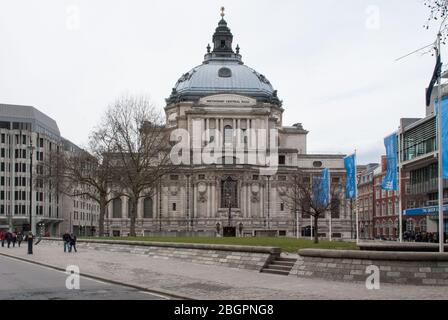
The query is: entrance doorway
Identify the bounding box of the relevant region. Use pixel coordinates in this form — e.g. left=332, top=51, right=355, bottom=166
left=223, top=226, right=236, bottom=237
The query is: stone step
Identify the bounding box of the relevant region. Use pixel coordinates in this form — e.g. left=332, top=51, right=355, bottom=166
left=271, top=260, right=295, bottom=267
left=277, top=257, right=297, bottom=263
left=265, top=264, right=292, bottom=271
left=260, top=268, right=291, bottom=276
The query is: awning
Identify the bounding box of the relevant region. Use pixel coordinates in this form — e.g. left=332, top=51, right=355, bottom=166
left=403, top=204, right=448, bottom=216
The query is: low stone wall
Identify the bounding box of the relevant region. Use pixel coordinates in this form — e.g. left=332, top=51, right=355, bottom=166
left=290, top=249, right=448, bottom=286
left=41, top=238, right=280, bottom=271
left=358, top=241, right=448, bottom=252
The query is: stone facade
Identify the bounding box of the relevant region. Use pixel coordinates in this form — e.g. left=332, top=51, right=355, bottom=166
left=104, top=13, right=351, bottom=239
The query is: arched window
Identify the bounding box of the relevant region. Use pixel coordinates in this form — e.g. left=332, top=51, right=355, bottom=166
left=112, top=198, right=122, bottom=218
left=221, top=177, right=238, bottom=208
left=143, top=198, right=153, bottom=219
left=224, top=125, right=233, bottom=145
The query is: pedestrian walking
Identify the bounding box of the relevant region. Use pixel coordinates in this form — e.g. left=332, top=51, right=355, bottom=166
left=69, top=233, right=77, bottom=253
left=0, top=231, right=5, bottom=247
left=12, top=232, right=17, bottom=247
left=5, top=231, right=12, bottom=248
left=17, top=232, right=23, bottom=247
left=62, top=231, right=71, bottom=252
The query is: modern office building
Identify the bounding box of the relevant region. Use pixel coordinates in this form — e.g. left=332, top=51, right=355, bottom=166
left=0, top=104, right=99, bottom=236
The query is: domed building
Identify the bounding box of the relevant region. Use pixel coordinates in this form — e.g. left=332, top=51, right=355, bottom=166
left=106, top=11, right=352, bottom=239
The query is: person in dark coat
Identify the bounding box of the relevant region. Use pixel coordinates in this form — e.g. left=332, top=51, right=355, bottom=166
left=5, top=232, right=12, bottom=248
left=16, top=232, right=23, bottom=247
left=62, top=232, right=71, bottom=252
left=69, top=233, right=77, bottom=253
left=11, top=232, right=17, bottom=247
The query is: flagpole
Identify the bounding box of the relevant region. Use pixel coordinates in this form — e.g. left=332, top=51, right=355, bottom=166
left=310, top=215, right=313, bottom=241
left=329, top=169, right=332, bottom=242
left=437, top=32, right=445, bottom=253
left=355, top=150, right=359, bottom=245
left=296, top=209, right=299, bottom=239
left=398, top=129, right=403, bottom=243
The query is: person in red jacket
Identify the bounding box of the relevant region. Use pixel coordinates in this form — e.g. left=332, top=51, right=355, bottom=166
left=0, top=231, right=5, bottom=247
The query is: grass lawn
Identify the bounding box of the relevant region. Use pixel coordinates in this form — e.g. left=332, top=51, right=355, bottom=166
left=83, top=236, right=358, bottom=253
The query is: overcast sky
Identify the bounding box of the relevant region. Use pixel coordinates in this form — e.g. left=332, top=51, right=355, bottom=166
left=0, top=0, right=441, bottom=164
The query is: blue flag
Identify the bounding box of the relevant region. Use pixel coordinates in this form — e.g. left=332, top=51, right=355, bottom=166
left=313, top=168, right=330, bottom=206
left=381, top=134, right=398, bottom=191
left=435, top=97, right=448, bottom=179
left=344, top=154, right=357, bottom=199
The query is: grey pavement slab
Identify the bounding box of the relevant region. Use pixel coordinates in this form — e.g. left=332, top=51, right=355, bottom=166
left=0, top=255, right=166, bottom=300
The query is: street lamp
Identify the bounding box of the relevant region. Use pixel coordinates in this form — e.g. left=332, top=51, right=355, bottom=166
left=226, top=192, right=232, bottom=227
left=27, top=141, right=35, bottom=254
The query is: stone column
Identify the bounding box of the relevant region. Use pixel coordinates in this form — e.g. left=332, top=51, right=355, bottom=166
left=211, top=183, right=216, bottom=218
left=137, top=198, right=143, bottom=219
left=206, top=118, right=210, bottom=143
left=119, top=196, right=124, bottom=219
left=193, top=184, right=197, bottom=222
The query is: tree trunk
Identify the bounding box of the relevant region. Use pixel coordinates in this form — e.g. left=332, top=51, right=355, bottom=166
left=314, top=214, right=319, bottom=244
left=129, top=197, right=138, bottom=237
left=98, top=198, right=106, bottom=237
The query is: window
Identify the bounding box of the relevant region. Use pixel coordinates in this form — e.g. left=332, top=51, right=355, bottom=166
left=252, top=175, right=259, bottom=181
left=331, top=199, right=340, bottom=219
left=277, top=175, right=287, bottom=181
left=172, top=203, right=177, bottom=211
left=279, top=155, right=286, bottom=165
left=221, top=177, right=238, bottom=208
left=301, top=199, right=311, bottom=218
left=280, top=203, right=284, bottom=211
left=112, top=198, right=122, bottom=218
left=313, top=161, right=323, bottom=168
left=198, top=174, right=205, bottom=180
left=143, top=198, right=153, bottom=218
left=170, top=175, right=179, bottom=181
left=224, top=125, right=233, bottom=145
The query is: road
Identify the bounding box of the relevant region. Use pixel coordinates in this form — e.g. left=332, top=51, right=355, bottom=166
left=0, top=255, right=168, bottom=300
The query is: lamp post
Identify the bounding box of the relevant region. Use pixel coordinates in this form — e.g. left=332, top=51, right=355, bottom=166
left=226, top=192, right=231, bottom=227
left=27, top=141, right=35, bottom=254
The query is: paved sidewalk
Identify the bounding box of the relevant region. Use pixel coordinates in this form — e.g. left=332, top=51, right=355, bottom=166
left=1, top=244, right=447, bottom=300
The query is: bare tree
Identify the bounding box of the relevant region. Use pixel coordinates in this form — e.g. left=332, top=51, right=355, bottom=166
left=280, top=169, right=343, bottom=243
left=41, top=134, right=120, bottom=237
left=424, top=0, right=448, bottom=41
left=100, top=95, right=174, bottom=237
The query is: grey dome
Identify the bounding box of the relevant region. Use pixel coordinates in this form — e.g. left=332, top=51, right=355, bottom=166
left=166, top=18, right=281, bottom=106
left=172, top=60, right=276, bottom=98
